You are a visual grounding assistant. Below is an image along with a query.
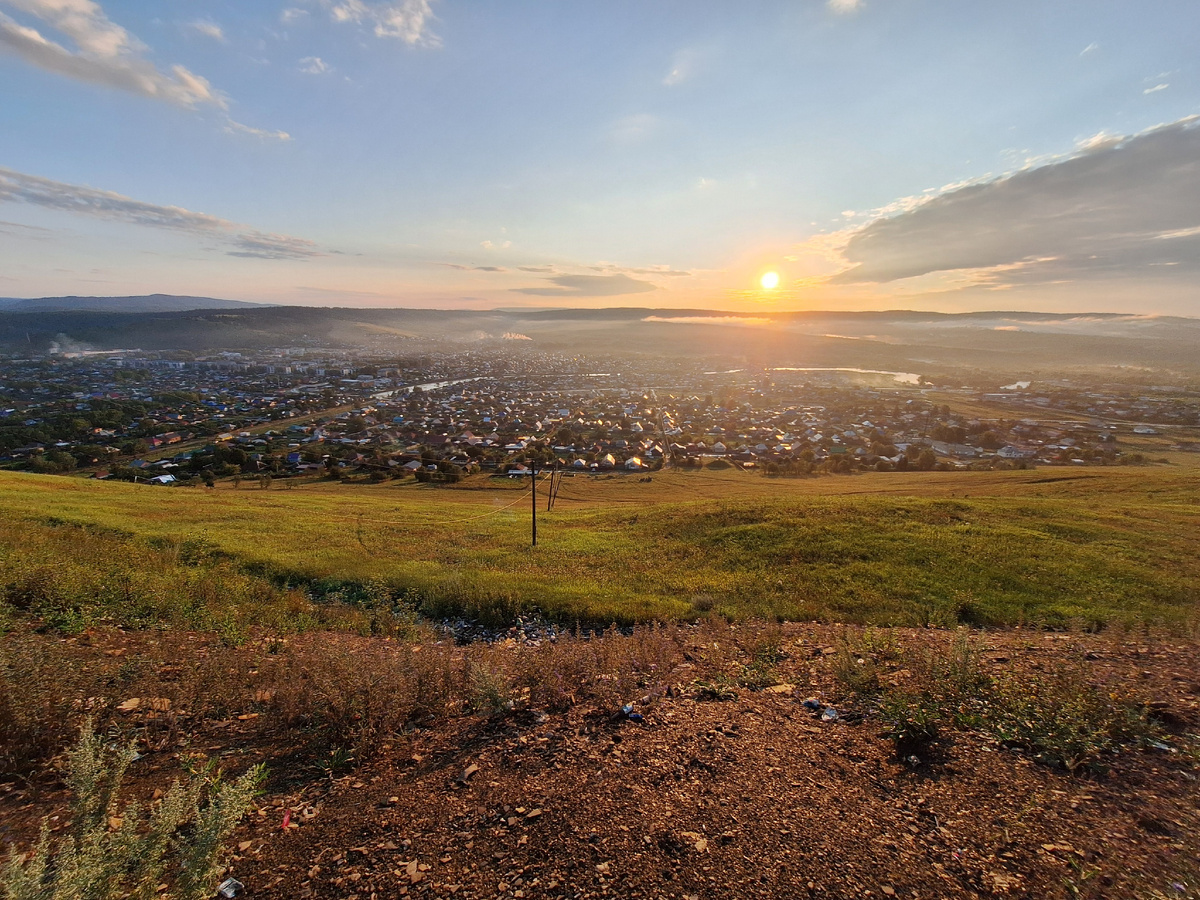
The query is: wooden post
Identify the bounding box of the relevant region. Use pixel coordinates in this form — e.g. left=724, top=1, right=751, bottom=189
left=531, top=459, right=538, bottom=547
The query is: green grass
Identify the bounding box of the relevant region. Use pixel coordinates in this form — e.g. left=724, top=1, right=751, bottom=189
left=0, top=467, right=1197, bottom=630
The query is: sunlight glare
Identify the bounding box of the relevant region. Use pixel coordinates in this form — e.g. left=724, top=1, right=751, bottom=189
left=760, top=271, right=780, bottom=290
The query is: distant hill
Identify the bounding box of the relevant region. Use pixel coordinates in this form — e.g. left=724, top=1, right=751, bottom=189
left=0, top=294, right=270, bottom=313
left=0, top=302, right=1198, bottom=376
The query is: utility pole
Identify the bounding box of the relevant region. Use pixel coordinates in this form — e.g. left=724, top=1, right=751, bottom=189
left=530, top=459, right=538, bottom=547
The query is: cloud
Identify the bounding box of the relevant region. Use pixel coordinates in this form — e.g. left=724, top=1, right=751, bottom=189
left=517, top=265, right=556, bottom=273
left=480, top=239, right=510, bottom=250
left=299, top=55, right=332, bottom=75
left=186, top=19, right=224, bottom=42
left=280, top=8, right=308, bottom=24
left=227, top=233, right=320, bottom=260
left=827, top=0, right=862, bottom=13
left=0, top=0, right=223, bottom=107
left=0, top=165, right=322, bottom=260
left=224, top=119, right=291, bottom=141
left=588, top=263, right=692, bottom=278
left=512, top=273, right=658, bottom=297
left=0, top=218, right=53, bottom=238
left=444, top=263, right=506, bottom=272
left=1143, top=83, right=1168, bottom=95
left=323, top=0, right=439, bottom=45
left=828, top=116, right=1200, bottom=290
left=0, top=1, right=286, bottom=136
left=663, top=47, right=703, bottom=86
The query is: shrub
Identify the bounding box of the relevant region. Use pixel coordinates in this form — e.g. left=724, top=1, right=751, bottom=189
left=1, top=720, right=263, bottom=900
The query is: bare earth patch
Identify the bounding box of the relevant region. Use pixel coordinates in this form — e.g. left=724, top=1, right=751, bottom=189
left=2, top=624, right=1197, bottom=899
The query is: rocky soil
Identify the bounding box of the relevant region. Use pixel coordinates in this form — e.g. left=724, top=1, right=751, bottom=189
left=2, top=625, right=1198, bottom=900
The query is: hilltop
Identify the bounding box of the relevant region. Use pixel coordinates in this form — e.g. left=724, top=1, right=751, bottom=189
left=1, top=465, right=1198, bottom=898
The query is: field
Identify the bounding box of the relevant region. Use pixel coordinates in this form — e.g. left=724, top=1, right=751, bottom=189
left=1, top=464, right=1198, bottom=632
left=3, top=465, right=1200, bottom=899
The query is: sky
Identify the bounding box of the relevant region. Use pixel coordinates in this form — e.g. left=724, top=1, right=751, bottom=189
left=1, top=0, right=1199, bottom=314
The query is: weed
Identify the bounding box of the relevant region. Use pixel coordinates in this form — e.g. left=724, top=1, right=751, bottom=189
left=0, top=636, right=87, bottom=775
left=989, top=663, right=1157, bottom=773
left=693, top=677, right=738, bottom=702
left=1, top=720, right=263, bottom=900
left=318, top=746, right=355, bottom=777
left=737, top=636, right=785, bottom=690
left=831, top=644, right=880, bottom=696
left=878, top=691, right=942, bottom=759
left=271, top=637, right=431, bottom=764
left=467, top=660, right=514, bottom=716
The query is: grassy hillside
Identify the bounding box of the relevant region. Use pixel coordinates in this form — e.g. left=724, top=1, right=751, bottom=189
left=1, top=467, right=1197, bottom=631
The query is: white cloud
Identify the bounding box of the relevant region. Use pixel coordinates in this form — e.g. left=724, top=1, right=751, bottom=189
left=299, top=55, right=331, bottom=75
left=0, top=166, right=320, bottom=260
left=1076, top=130, right=1121, bottom=152
left=663, top=47, right=702, bottom=86
left=323, top=0, right=439, bottom=45
left=827, top=117, right=1200, bottom=290
left=480, top=239, right=511, bottom=250
left=186, top=19, right=225, bottom=43
left=0, top=0, right=288, bottom=137
left=1080, top=41, right=1099, bottom=56
left=280, top=7, right=308, bottom=24
left=1143, top=83, right=1169, bottom=95
left=0, top=0, right=223, bottom=107
left=827, top=0, right=862, bottom=13
left=224, top=119, right=291, bottom=141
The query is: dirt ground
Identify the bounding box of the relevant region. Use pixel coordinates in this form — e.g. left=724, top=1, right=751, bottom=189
left=2, top=625, right=1198, bottom=900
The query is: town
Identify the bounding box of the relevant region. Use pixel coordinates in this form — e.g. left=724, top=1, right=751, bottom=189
left=2, top=344, right=1198, bottom=485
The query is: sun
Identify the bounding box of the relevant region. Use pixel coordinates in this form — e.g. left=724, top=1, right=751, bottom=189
left=760, top=271, right=780, bottom=290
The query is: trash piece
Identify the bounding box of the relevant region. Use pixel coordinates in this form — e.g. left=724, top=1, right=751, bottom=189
left=802, top=698, right=822, bottom=713
left=281, top=809, right=291, bottom=829
left=217, top=877, right=243, bottom=898
left=1147, top=739, right=1174, bottom=752
left=613, top=703, right=644, bottom=723
left=820, top=707, right=839, bottom=722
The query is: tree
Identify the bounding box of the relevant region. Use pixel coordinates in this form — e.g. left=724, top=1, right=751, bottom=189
left=978, top=431, right=1004, bottom=450
left=916, top=449, right=937, bottom=471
